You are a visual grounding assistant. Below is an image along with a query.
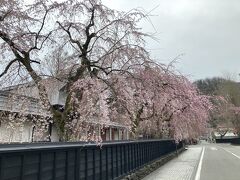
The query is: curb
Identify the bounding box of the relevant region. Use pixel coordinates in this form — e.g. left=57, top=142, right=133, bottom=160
left=190, top=146, right=204, bottom=180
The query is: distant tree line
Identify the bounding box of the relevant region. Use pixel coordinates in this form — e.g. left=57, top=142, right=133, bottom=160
left=195, top=77, right=240, bottom=137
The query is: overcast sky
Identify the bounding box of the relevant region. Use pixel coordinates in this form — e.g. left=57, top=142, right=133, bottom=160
left=102, top=0, right=240, bottom=81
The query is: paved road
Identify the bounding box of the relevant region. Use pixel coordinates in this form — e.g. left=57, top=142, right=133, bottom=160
left=200, top=143, right=240, bottom=180
left=142, top=142, right=240, bottom=180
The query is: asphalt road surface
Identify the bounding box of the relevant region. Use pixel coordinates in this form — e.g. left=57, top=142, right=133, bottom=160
left=199, top=143, right=240, bottom=180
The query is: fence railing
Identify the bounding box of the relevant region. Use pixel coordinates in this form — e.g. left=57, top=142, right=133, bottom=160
left=0, top=139, right=183, bottom=180
left=216, top=137, right=240, bottom=144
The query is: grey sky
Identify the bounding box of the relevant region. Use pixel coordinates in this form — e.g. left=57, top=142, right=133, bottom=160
left=102, top=0, right=240, bottom=80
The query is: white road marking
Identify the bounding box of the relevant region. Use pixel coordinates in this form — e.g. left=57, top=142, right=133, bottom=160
left=222, top=148, right=240, bottom=160
left=210, top=147, right=218, bottom=151
left=195, top=147, right=205, bottom=180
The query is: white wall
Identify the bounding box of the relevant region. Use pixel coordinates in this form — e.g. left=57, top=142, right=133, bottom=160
left=0, top=120, right=60, bottom=143
left=0, top=122, right=32, bottom=143
left=58, top=90, right=67, bottom=105
left=1, top=78, right=66, bottom=106
left=43, top=78, right=66, bottom=105
left=51, top=125, right=59, bottom=142
left=106, top=129, right=110, bottom=141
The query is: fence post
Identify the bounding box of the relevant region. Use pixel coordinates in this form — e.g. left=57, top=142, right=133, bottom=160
left=128, top=144, right=130, bottom=172
left=53, top=152, right=56, bottom=180
left=106, top=147, right=109, bottom=180
left=100, top=148, right=102, bottom=180
left=175, top=142, right=178, bottom=156
left=65, top=151, right=69, bottom=180
left=75, top=149, right=80, bottom=180
left=93, top=148, right=95, bottom=180
left=20, top=154, right=25, bottom=180
left=116, top=145, right=119, bottom=177
left=120, top=145, right=124, bottom=174
left=0, top=156, right=2, bottom=180
left=38, top=152, right=42, bottom=180
left=120, top=145, right=123, bottom=175
left=85, top=148, right=88, bottom=180
left=111, top=146, right=114, bottom=179
left=124, top=144, right=127, bottom=173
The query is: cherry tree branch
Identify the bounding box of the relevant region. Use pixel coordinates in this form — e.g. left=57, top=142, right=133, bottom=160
left=0, top=10, right=12, bottom=21
left=0, top=59, right=18, bottom=78
left=28, top=8, right=53, bottom=53
left=57, top=21, right=84, bottom=52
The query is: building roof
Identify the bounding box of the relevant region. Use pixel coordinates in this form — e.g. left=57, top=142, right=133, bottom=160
left=0, top=90, right=50, bottom=117
left=0, top=76, right=128, bottom=129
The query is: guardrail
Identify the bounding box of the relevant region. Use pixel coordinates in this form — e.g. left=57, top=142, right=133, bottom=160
left=0, top=139, right=183, bottom=180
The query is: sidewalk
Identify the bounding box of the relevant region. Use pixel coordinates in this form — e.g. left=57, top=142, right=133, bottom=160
left=142, top=146, right=202, bottom=180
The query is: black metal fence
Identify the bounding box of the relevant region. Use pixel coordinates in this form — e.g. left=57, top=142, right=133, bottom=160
left=216, top=137, right=240, bottom=144
left=0, top=139, right=183, bottom=180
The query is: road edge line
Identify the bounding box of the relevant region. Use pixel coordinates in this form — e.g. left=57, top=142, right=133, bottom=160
left=194, top=147, right=205, bottom=180
left=221, top=148, right=240, bottom=160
